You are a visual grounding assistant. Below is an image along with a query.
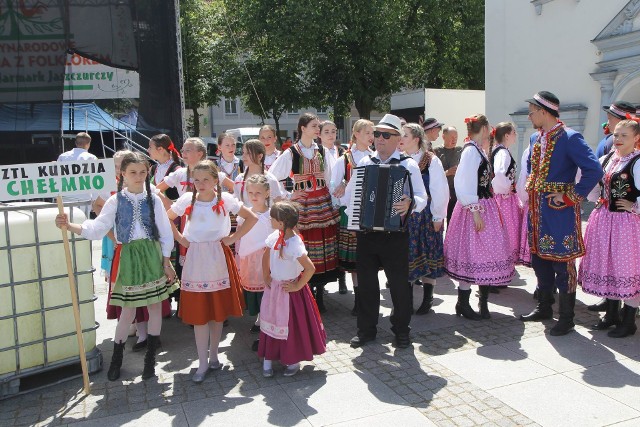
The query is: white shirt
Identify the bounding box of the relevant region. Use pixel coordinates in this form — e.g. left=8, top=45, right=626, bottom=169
left=57, top=147, right=97, bottom=162
left=266, top=231, right=307, bottom=281
left=81, top=188, right=174, bottom=256
left=268, top=142, right=336, bottom=192
left=331, top=148, right=372, bottom=207
left=219, top=156, right=242, bottom=177
left=454, top=141, right=489, bottom=206
left=264, top=150, right=281, bottom=170
left=170, top=192, right=242, bottom=242
left=153, top=159, right=175, bottom=185
left=491, top=145, right=516, bottom=195
left=344, top=149, right=429, bottom=215
left=163, top=168, right=228, bottom=197
left=233, top=171, right=285, bottom=208
left=237, top=210, right=273, bottom=257
left=516, top=147, right=530, bottom=205
left=408, top=150, right=449, bottom=221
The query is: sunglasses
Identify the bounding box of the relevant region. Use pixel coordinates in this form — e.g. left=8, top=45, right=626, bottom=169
left=373, top=130, right=399, bottom=139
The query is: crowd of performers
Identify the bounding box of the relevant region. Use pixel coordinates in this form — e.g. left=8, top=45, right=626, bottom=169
left=54, top=90, right=640, bottom=383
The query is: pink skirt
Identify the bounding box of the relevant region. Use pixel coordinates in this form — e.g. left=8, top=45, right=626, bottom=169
left=494, top=192, right=522, bottom=262
left=579, top=207, right=640, bottom=299
left=258, top=285, right=326, bottom=365
left=237, top=249, right=266, bottom=292
left=444, top=199, right=515, bottom=285
left=518, top=201, right=531, bottom=267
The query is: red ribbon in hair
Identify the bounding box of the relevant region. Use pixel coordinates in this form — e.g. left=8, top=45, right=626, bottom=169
left=179, top=181, right=193, bottom=191
left=464, top=116, right=479, bottom=124
left=167, top=142, right=182, bottom=158
left=213, top=199, right=226, bottom=216
left=274, top=230, right=286, bottom=250
left=490, top=127, right=496, bottom=139
left=625, top=113, right=640, bottom=124
left=184, top=205, right=193, bottom=216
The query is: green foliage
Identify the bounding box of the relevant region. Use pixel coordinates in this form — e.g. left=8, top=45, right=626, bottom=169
left=194, top=0, right=484, bottom=122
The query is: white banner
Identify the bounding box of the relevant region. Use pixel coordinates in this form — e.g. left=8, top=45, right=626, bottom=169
left=63, top=54, right=140, bottom=100
left=0, top=159, right=116, bottom=201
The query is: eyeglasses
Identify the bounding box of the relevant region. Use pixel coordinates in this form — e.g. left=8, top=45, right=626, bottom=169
left=527, top=108, right=541, bottom=117
left=374, top=130, right=399, bottom=139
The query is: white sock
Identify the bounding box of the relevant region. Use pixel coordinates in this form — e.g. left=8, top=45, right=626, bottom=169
left=263, top=359, right=273, bottom=370
left=136, top=321, right=148, bottom=343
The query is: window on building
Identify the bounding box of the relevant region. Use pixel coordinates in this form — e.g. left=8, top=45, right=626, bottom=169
left=287, top=109, right=299, bottom=115
left=225, top=99, right=237, bottom=115
left=316, top=107, right=327, bottom=114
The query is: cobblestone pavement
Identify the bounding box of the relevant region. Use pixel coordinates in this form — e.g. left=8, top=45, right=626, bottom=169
left=1, top=238, right=638, bottom=426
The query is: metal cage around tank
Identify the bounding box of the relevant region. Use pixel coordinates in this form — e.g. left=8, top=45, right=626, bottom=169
left=0, top=201, right=102, bottom=399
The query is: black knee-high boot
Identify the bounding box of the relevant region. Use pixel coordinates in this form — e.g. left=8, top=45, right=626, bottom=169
left=479, top=286, right=491, bottom=319
left=608, top=305, right=638, bottom=338
left=107, top=341, right=125, bottom=381
left=142, top=335, right=161, bottom=380
left=592, top=299, right=621, bottom=330
left=455, top=289, right=481, bottom=320
left=338, top=271, right=347, bottom=294
left=550, top=292, right=576, bottom=336
left=416, top=283, right=434, bottom=315
left=314, top=285, right=327, bottom=313
left=409, top=282, right=415, bottom=315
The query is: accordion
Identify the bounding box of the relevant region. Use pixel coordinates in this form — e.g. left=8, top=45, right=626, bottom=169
left=347, top=163, right=414, bottom=232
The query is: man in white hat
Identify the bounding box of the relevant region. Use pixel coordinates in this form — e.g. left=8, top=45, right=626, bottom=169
left=344, top=114, right=428, bottom=349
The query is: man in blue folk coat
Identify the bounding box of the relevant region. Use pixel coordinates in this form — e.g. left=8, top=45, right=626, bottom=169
left=519, top=91, right=603, bottom=336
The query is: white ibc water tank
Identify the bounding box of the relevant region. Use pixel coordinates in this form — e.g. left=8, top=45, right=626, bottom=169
left=0, top=202, right=100, bottom=394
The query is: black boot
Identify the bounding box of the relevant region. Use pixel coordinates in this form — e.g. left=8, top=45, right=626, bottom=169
left=409, top=282, right=415, bottom=315
left=479, top=286, right=491, bottom=319
left=608, top=305, right=638, bottom=338
left=520, top=290, right=553, bottom=322
left=455, top=289, right=481, bottom=320
left=592, top=299, right=621, bottom=330
left=107, top=341, right=125, bottom=381
left=351, top=287, right=359, bottom=316
left=550, top=292, right=576, bottom=336
left=587, top=297, right=608, bottom=312
left=314, top=285, right=327, bottom=313
left=142, top=334, right=161, bottom=380
left=338, top=271, right=347, bottom=294
left=415, top=283, right=434, bottom=315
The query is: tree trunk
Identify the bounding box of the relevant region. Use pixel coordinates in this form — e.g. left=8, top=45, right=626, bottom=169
left=273, top=109, right=282, bottom=149
left=192, top=106, right=200, bottom=137
left=354, top=95, right=373, bottom=120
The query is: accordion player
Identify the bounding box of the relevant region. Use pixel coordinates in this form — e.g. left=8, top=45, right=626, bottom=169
left=346, top=161, right=414, bottom=232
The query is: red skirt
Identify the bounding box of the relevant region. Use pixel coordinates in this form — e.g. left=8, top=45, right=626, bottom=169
left=178, top=244, right=245, bottom=324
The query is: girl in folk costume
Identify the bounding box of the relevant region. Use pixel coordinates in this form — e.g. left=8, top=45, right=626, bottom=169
left=259, top=125, right=281, bottom=171
left=490, top=122, right=522, bottom=266
left=233, top=139, right=285, bottom=208
left=331, top=119, right=373, bottom=314
left=320, top=120, right=348, bottom=295
left=516, top=144, right=533, bottom=268
left=168, top=160, right=257, bottom=383
left=236, top=175, right=274, bottom=350
left=400, top=123, right=449, bottom=315
left=216, top=132, right=244, bottom=186
left=443, top=114, right=515, bottom=320
left=579, top=119, right=640, bottom=338
left=269, top=113, right=340, bottom=313
left=148, top=134, right=182, bottom=201
left=259, top=201, right=326, bottom=377
left=56, top=152, right=178, bottom=381
left=157, top=137, right=207, bottom=199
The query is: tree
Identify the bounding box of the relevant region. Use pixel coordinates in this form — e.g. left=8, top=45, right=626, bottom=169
left=180, top=0, right=237, bottom=136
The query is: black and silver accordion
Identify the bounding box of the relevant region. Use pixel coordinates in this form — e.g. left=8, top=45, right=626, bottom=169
left=347, top=163, right=414, bottom=232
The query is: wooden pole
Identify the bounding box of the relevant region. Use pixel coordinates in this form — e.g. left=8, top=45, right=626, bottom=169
left=56, top=195, right=91, bottom=395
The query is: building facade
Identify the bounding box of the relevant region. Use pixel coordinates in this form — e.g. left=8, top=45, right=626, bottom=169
left=486, top=0, right=638, bottom=163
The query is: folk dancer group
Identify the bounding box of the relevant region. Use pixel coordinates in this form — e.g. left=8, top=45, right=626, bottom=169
left=54, top=90, right=640, bottom=383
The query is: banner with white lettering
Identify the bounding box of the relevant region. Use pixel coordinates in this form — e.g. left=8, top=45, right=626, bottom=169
left=0, top=159, right=116, bottom=201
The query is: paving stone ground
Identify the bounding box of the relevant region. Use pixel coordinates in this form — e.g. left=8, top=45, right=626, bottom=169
left=1, top=227, right=639, bottom=426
